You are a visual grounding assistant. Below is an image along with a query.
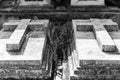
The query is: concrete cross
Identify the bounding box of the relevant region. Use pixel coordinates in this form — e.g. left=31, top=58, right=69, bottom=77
left=72, top=19, right=119, bottom=52
left=3, top=19, right=49, bottom=52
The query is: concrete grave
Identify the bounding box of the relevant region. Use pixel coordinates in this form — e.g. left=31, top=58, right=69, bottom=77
left=69, top=19, right=120, bottom=80
left=72, top=19, right=119, bottom=52
left=0, top=19, right=49, bottom=78
left=5, top=19, right=49, bottom=52
left=3, top=19, right=49, bottom=52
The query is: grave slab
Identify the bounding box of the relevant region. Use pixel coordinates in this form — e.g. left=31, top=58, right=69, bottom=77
left=0, top=37, right=46, bottom=79
left=75, top=39, right=120, bottom=67
left=0, top=37, right=45, bottom=65
left=74, top=31, right=120, bottom=63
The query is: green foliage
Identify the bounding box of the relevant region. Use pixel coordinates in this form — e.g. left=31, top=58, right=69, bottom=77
left=46, top=21, right=74, bottom=61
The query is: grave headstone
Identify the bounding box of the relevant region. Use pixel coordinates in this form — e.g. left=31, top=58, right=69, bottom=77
left=19, top=0, right=51, bottom=6
left=71, top=0, right=105, bottom=6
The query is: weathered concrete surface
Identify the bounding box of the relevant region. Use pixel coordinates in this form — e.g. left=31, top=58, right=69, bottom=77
left=0, top=31, right=12, bottom=39
left=0, top=38, right=44, bottom=61
left=28, top=31, right=45, bottom=38
left=68, top=57, right=74, bottom=76
left=75, top=31, right=120, bottom=61
left=29, top=20, right=49, bottom=31
left=72, top=19, right=119, bottom=31
left=74, top=20, right=93, bottom=31
left=0, top=25, right=47, bottom=79
left=73, top=19, right=120, bottom=66
left=6, top=19, right=30, bottom=52
left=62, top=62, right=70, bottom=80
left=19, top=0, right=51, bottom=5
left=70, top=35, right=120, bottom=80
left=24, top=38, right=45, bottom=61
left=76, top=39, right=120, bottom=61
left=72, top=20, right=92, bottom=32
left=71, top=0, right=105, bottom=6
left=93, top=24, right=116, bottom=52
left=3, top=22, right=19, bottom=31
left=73, top=19, right=119, bottom=52
left=90, top=19, right=119, bottom=31
left=3, top=20, right=49, bottom=31
left=0, top=19, right=48, bottom=68
left=75, top=32, right=95, bottom=39
left=0, top=38, right=45, bottom=79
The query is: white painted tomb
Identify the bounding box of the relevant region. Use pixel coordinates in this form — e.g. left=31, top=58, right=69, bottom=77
left=0, top=19, right=49, bottom=67
left=72, top=19, right=120, bottom=66
left=73, top=19, right=119, bottom=52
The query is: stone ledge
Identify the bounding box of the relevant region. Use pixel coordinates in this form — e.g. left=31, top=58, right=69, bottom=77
left=71, top=0, right=105, bottom=6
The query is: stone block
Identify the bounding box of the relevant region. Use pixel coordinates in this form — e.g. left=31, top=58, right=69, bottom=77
left=3, top=20, right=49, bottom=31
left=29, top=20, right=49, bottom=31
left=19, top=0, right=51, bottom=6
left=6, top=19, right=30, bottom=52
left=72, top=19, right=119, bottom=32
left=75, top=20, right=93, bottom=31
left=3, top=22, right=19, bottom=31
left=90, top=19, right=119, bottom=31
left=93, top=24, right=117, bottom=52
left=71, top=0, right=105, bottom=6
